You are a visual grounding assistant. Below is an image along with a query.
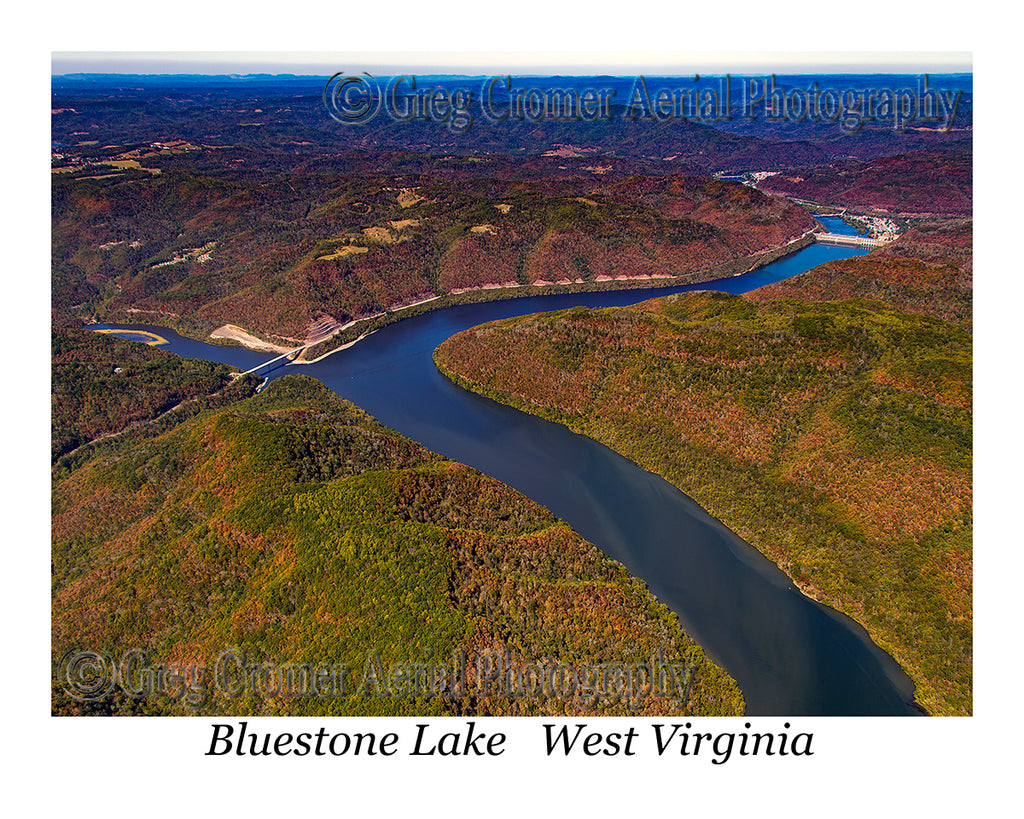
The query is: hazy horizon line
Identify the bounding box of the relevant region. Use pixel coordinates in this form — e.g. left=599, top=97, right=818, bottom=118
left=51, top=51, right=973, bottom=78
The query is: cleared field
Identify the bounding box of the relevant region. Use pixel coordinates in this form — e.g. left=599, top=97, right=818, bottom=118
left=316, top=245, right=370, bottom=261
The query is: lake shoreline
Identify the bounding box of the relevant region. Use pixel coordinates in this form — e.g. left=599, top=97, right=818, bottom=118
left=89, top=231, right=818, bottom=361
left=90, top=240, right=921, bottom=715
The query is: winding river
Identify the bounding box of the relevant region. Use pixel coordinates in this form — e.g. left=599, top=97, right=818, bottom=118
left=95, top=237, right=924, bottom=715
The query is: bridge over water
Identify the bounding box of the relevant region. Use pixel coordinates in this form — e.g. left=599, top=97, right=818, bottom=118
left=240, top=345, right=307, bottom=376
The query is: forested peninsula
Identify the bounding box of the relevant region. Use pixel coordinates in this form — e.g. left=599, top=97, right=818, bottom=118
left=435, top=264, right=971, bottom=715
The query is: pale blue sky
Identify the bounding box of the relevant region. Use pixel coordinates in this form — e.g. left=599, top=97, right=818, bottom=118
left=52, top=51, right=972, bottom=76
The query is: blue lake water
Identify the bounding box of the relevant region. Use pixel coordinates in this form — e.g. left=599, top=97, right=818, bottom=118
left=817, top=214, right=866, bottom=236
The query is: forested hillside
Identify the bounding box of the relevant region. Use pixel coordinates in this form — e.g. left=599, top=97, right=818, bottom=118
left=52, top=376, right=743, bottom=716
left=53, top=166, right=813, bottom=344
left=436, top=292, right=971, bottom=714
left=52, top=327, right=239, bottom=462
left=751, top=218, right=972, bottom=324
left=759, top=153, right=972, bottom=215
